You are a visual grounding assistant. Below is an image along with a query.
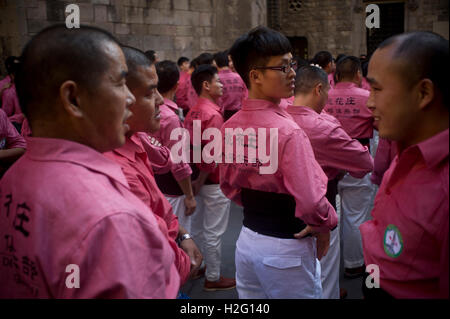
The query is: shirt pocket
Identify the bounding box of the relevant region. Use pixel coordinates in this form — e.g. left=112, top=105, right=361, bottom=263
left=262, top=256, right=302, bottom=269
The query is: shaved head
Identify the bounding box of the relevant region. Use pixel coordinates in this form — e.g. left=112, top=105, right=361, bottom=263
left=377, top=31, right=449, bottom=108
left=121, top=46, right=153, bottom=89
left=15, top=24, right=121, bottom=120
left=294, top=65, right=329, bottom=95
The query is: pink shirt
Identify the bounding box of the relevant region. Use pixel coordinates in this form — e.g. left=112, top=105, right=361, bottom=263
left=0, top=137, right=179, bottom=298
left=360, top=129, right=449, bottom=298
left=149, top=98, right=192, bottom=181
left=0, top=109, right=26, bottom=150
left=21, top=117, right=31, bottom=137
left=0, top=75, right=11, bottom=91
left=104, top=135, right=191, bottom=285
left=328, top=72, right=335, bottom=88
left=279, top=96, right=294, bottom=110
left=287, top=105, right=373, bottom=180
left=217, top=69, right=248, bottom=113
left=219, top=99, right=337, bottom=232
left=324, top=82, right=373, bottom=139
left=175, top=72, right=198, bottom=111
left=371, top=137, right=398, bottom=186
left=184, top=97, right=224, bottom=184
left=361, top=77, right=371, bottom=91
left=1, top=85, right=24, bottom=124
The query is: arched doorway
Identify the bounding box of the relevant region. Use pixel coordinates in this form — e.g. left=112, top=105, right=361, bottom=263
left=288, top=36, right=308, bottom=60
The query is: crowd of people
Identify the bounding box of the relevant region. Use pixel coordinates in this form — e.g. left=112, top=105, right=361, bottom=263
left=0, top=24, right=448, bottom=299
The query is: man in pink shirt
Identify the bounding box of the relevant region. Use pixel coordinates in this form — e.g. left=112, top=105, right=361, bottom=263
left=104, top=47, right=202, bottom=287
left=177, top=56, right=190, bottom=73
left=324, top=55, right=375, bottom=278
left=1, top=56, right=24, bottom=131
left=176, top=53, right=215, bottom=118
left=0, top=109, right=26, bottom=176
left=152, top=60, right=197, bottom=234
left=287, top=65, right=374, bottom=299
left=0, top=25, right=179, bottom=298
left=361, top=31, right=448, bottom=299
left=184, top=64, right=235, bottom=291
left=214, top=50, right=248, bottom=120
left=0, top=56, right=19, bottom=100
left=221, top=26, right=337, bottom=299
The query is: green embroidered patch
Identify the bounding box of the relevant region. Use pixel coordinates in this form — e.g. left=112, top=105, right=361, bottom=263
left=384, top=224, right=403, bottom=258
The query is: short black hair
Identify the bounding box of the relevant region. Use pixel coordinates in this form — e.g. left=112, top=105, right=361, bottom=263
left=335, top=56, right=361, bottom=83
left=15, top=24, right=121, bottom=119
left=195, top=53, right=214, bottom=66
left=156, top=60, right=180, bottom=94
left=229, top=26, right=292, bottom=88
left=311, top=51, right=333, bottom=69
left=293, top=56, right=309, bottom=69
left=5, top=56, right=20, bottom=76
left=191, top=64, right=218, bottom=96
left=294, top=65, right=329, bottom=95
left=122, top=46, right=153, bottom=89
left=177, top=56, right=189, bottom=67
left=213, top=50, right=229, bottom=68
left=190, top=57, right=199, bottom=69
left=335, top=54, right=347, bottom=64
left=378, top=31, right=449, bottom=108
left=145, top=50, right=156, bottom=63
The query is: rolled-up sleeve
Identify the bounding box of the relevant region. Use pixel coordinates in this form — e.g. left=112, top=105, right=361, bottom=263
left=280, top=129, right=337, bottom=232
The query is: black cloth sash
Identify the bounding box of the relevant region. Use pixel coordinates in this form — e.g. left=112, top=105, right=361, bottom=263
left=241, top=188, right=307, bottom=239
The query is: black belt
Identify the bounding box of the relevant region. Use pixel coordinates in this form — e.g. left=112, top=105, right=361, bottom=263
left=154, top=171, right=184, bottom=196
left=241, top=188, right=307, bottom=239
left=356, top=138, right=370, bottom=146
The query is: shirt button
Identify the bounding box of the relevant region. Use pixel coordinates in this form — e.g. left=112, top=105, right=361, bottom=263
left=385, top=189, right=391, bottom=195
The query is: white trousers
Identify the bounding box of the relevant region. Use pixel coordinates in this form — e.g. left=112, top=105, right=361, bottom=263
left=338, top=173, right=374, bottom=268
left=166, top=195, right=192, bottom=233
left=320, top=206, right=340, bottom=299
left=235, top=226, right=322, bottom=299
left=190, top=184, right=231, bottom=281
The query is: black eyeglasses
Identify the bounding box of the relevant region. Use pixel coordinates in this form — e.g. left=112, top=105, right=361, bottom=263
left=254, top=61, right=298, bottom=74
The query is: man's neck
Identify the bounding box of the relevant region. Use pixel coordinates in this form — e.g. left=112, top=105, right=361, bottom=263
left=398, top=109, right=449, bottom=152
left=337, top=78, right=359, bottom=86
left=162, top=89, right=176, bottom=102
left=199, top=93, right=217, bottom=104
left=293, top=95, right=321, bottom=113
left=248, top=89, right=280, bottom=105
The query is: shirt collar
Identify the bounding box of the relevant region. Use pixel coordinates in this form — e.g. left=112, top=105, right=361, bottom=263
left=415, top=129, right=449, bottom=168
left=25, top=136, right=129, bottom=187
left=242, top=98, right=294, bottom=120
left=286, top=105, right=319, bottom=116
left=163, top=98, right=179, bottom=113
left=112, top=134, right=147, bottom=163
left=197, top=97, right=221, bottom=112
left=334, top=82, right=358, bottom=90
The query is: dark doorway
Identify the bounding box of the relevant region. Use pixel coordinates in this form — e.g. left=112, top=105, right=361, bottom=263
left=366, top=2, right=404, bottom=56
left=288, top=36, right=308, bottom=60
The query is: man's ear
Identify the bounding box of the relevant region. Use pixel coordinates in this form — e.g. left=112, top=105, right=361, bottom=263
left=416, top=78, right=434, bottom=110
left=249, top=69, right=262, bottom=85
left=315, top=83, right=323, bottom=96
left=202, top=80, right=210, bottom=93
left=59, top=80, right=83, bottom=118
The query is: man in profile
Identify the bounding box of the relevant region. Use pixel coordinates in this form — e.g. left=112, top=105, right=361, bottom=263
left=0, top=25, right=179, bottom=298
left=361, top=31, right=449, bottom=299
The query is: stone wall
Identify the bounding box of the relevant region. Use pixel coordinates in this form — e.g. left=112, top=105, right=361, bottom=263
left=276, top=0, right=448, bottom=59
left=0, top=0, right=267, bottom=75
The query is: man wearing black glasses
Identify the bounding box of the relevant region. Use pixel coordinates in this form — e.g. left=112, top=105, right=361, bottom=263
left=219, top=26, right=337, bottom=299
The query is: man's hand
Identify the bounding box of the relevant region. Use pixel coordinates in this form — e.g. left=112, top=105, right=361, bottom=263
left=294, top=225, right=330, bottom=260
left=184, top=195, right=196, bottom=216
left=180, top=238, right=203, bottom=278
